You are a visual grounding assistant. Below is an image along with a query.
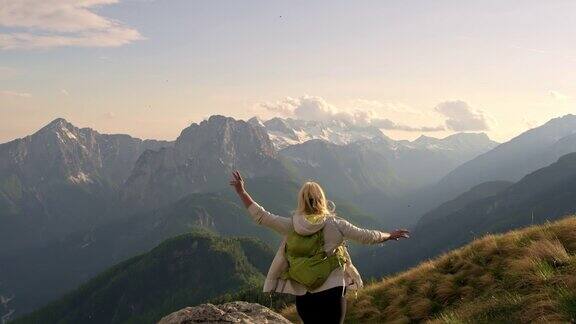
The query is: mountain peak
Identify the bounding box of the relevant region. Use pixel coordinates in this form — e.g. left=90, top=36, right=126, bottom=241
left=542, top=113, right=576, bottom=129
left=412, top=134, right=438, bottom=145
left=49, top=117, right=68, bottom=125
left=42, top=117, right=71, bottom=130
left=34, top=118, right=81, bottom=139
left=206, top=114, right=235, bottom=125
left=178, top=115, right=262, bottom=144
left=247, top=116, right=265, bottom=128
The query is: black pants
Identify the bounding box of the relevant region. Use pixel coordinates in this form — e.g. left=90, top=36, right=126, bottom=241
left=295, top=286, right=346, bottom=324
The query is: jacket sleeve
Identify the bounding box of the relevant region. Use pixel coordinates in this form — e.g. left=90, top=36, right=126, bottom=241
left=247, top=202, right=292, bottom=235
left=334, top=217, right=390, bottom=244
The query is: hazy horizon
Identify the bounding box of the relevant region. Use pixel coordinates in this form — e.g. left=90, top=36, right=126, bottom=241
left=2, top=113, right=576, bottom=145
left=2, top=0, right=575, bottom=143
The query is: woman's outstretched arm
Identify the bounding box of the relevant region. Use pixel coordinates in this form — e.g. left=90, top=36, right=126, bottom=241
left=230, top=170, right=291, bottom=235
left=334, top=217, right=410, bottom=244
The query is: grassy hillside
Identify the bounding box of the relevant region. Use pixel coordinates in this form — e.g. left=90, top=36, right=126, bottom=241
left=13, top=230, right=273, bottom=324
left=283, top=216, right=576, bottom=323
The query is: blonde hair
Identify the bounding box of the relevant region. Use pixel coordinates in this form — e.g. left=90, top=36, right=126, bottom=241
left=295, top=181, right=335, bottom=216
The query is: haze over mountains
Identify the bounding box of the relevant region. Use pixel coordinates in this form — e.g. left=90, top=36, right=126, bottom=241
left=437, top=114, right=576, bottom=199
left=252, top=116, right=498, bottom=193
left=360, top=150, right=576, bottom=278
left=3, top=113, right=576, bottom=322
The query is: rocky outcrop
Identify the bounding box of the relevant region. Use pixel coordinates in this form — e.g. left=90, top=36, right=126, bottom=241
left=158, top=302, right=292, bottom=324
left=122, top=115, right=289, bottom=208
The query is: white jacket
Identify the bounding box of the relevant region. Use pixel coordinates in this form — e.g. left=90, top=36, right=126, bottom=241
left=247, top=202, right=391, bottom=296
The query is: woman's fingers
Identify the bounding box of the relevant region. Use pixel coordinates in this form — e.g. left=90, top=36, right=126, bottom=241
left=389, top=229, right=410, bottom=241
left=233, top=170, right=242, bottom=181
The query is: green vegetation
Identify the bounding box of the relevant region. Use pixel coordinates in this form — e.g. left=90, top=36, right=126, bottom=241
left=14, top=230, right=274, bottom=324
left=283, top=216, right=576, bottom=323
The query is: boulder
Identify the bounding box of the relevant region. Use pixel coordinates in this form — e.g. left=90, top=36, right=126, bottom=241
left=157, top=301, right=292, bottom=324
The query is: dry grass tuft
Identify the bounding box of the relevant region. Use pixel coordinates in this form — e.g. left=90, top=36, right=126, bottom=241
left=527, top=239, right=570, bottom=266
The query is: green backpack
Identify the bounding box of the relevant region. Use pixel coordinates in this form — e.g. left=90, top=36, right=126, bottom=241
left=281, top=229, right=347, bottom=290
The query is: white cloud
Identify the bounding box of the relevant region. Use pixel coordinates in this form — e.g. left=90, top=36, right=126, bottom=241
left=61, top=89, right=70, bottom=96
left=549, top=90, right=570, bottom=102
left=0, top=0, right=142, bottom=50
left=257, top=95, right=444, bottom=132
left=435, top=100, right=491, bottom=131
left=0, top=90, right=32, bottom=98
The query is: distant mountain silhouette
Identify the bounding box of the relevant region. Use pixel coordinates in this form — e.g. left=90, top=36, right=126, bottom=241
left=280, top=132, right=497, bottom=227
left=359, top=151, right=576, bottom=278
left=402, top=114, right=576, bottom=224
left=438, top=114, right=576, bottom=198
left=280, top=139, right=402, bottom=199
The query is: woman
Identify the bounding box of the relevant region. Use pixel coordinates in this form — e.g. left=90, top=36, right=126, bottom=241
left=230, top=170, right=409, bottom=324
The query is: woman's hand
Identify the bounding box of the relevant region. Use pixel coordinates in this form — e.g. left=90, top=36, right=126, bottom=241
left=388, top=229, right=410, bottom=241
left=230, top=170, right=255, bottom=208
left=229, top=170, right=246, bottom=194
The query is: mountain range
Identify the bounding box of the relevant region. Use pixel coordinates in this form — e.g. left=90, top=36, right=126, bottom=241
left=253, top=116, right=498, bottom=192
left=437, top=114, right=576, bottom=199
left=399, top=114, right=576, bottom=224
left=4, top=113, right=576, bottom=322
left=247, top=116, right=385, bottom=149
left=0, top=118, right=171, bottom=255
left=270, top=117, right=498, bottom=227
left=359, top=150, right=576, bottom=278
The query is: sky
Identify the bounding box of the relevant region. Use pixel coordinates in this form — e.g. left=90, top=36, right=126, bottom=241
left=1, top=0, right=575, bottom=143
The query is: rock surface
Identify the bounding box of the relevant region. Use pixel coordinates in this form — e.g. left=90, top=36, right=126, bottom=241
left=122, top=115, right=287, bottom=208
left=157, top=301, right=292, bottom=324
